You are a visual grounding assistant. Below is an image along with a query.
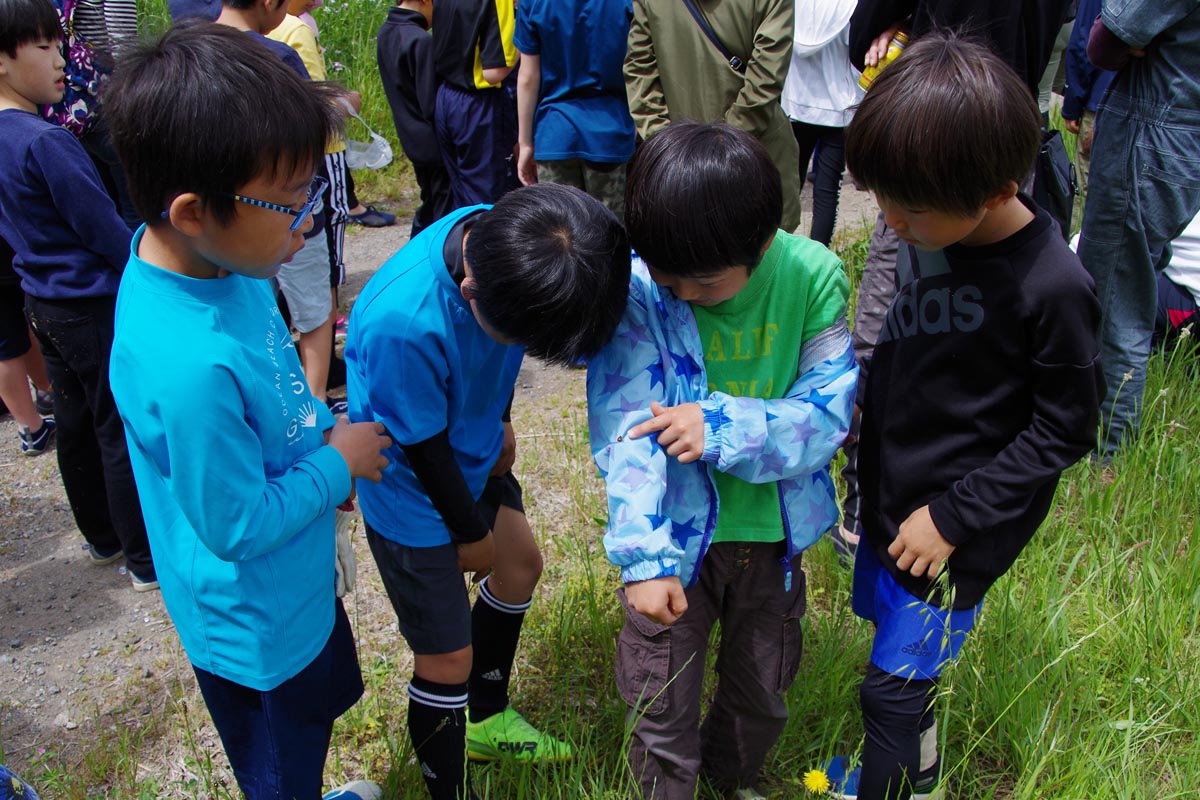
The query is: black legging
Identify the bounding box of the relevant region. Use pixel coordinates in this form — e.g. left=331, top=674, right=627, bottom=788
left=791, top=121, right=846, bottom=247
left=859, top=664, right=940, bottom=799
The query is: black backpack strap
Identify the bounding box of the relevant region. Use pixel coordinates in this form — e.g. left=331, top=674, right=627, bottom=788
left=679, top=0, right=747, bottom=74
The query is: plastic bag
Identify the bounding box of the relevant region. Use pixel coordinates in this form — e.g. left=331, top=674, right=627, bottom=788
left=344, top=108, right=394, bottom=171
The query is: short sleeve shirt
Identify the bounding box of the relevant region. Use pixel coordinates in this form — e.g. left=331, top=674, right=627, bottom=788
left=512, top=0, right=636, bottom=163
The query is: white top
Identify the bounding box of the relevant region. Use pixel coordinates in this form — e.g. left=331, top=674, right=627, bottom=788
left=780, top=0, right=864, bottom=128
left=1164, top=210, right=1200, bottom=305
left=1073, top=211, right=1200, bottom=306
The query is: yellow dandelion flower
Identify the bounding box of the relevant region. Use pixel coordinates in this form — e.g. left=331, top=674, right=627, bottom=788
left=803, top=768, right=831, bottom=794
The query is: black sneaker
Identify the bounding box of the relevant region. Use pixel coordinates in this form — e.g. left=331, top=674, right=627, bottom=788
left=19, top=418, right=56, bottom=456
left=348, top=206, right=396, bottom=228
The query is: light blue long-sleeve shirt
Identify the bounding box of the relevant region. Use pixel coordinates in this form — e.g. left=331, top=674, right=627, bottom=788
left=110, top=228, right=350, bottom=691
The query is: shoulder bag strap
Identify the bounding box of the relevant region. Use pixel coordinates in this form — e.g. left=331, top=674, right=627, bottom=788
left=679, top=0, right=747, bottom=74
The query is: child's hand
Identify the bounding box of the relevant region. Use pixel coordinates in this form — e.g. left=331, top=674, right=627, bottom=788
left=626, top=576, right=688, bottom=625
left=457, top=532, right=495, bottom=583
left=328, top=417, right=391, bottom=482
left=628, top=401, right=705, bottom=463
left=490, top=422, right=516, bottom=476
left=517, top=143, right=538, bottom=186
left=888, top=504, right=956, bottom=580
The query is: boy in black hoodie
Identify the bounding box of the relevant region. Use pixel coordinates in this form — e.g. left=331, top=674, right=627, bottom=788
left=828, top=32, right=1105, bottom=800
left=377, top=0, right=453, bottom=235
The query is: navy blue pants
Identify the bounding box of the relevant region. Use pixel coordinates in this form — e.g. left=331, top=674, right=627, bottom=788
left=434, top=83, right=516, bottom=208
left=1154, top=271, right=1200, bottom=350
left=193, top=599, right=364, bottom=800
left=411, top=160, right=456, bottom=238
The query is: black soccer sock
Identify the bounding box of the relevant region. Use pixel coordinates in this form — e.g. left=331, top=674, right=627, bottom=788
left=860, top=664, right=938, bottom=800
left=407, top=676, right=472, bottom=800
left=468, top=576, right=530, bottom=723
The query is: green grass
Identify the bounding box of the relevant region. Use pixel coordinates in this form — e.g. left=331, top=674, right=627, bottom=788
left=13, top=8, right=1196, bottom=797
left=18, top=224, right=1200, bottom=797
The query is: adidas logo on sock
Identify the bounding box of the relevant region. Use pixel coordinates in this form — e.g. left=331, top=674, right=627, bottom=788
left=480, top=669, right=504, bottom=681
left=420, top=762, right=437, bottom=779
left=901, top=640, right=932, bottom=658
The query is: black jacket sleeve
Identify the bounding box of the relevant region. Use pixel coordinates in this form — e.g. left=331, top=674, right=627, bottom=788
left=849, top=0, right=915, bottom=70
left=401, top=429, right=491, bottom=544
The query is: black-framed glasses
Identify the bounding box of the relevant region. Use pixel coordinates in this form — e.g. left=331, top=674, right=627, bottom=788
left=225, top=175, right=329, bottom=232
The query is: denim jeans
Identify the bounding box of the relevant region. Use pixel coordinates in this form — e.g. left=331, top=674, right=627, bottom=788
left=1076, top=90, right=1200, bottom=454
left=24, top=295, right=154, bottom=577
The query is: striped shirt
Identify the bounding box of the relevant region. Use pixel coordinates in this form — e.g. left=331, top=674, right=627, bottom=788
left=71, top=0, right=138, bottom=58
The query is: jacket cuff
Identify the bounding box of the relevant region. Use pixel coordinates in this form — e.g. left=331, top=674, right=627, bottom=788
left=927, top=495, right=971, bottom=548
left=300, top=444, right=353, bottom=513
left=698, top=401, right=728, bottom=464
left=1061, top=95, right=1083, bottom=121
left=621, top=559, right=679, bottom=584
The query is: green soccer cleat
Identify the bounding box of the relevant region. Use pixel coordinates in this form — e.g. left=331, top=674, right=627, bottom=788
left=465, top=707, right=573, bottom=763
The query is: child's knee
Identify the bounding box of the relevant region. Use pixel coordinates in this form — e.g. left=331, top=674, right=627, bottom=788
left=860, top=664, right=934, bottom=729
left=414, top=647, right=473, bottom=685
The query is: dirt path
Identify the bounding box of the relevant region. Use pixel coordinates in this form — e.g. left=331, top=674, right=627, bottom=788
left=0, top=179, right=879, bottom=781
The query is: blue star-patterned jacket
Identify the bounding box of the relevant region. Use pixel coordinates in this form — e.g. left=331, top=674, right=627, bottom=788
left=587, top=257, right=858, bottom=591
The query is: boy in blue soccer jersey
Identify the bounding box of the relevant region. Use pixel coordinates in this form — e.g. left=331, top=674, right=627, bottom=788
left=587, top=120, right=857, bottom=800
left=345, top=182, right=630, bottom=800
left=104, top=25, right=390, bottom=800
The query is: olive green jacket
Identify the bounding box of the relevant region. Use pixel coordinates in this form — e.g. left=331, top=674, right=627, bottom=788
left=625, top=0, right=802, bottom=232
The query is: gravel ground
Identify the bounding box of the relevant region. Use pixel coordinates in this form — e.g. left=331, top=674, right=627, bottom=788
left=0, top=179, right=879, bottom=783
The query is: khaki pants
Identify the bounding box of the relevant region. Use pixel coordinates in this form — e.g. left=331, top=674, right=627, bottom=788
left=616, top=542, right=807, bottom=800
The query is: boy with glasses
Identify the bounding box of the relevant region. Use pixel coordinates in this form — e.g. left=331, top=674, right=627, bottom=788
left=105, top=24, right=391, bottom=800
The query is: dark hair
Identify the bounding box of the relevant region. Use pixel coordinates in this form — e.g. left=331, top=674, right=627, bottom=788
left=625, top=121, right=781, bottom=277
left=845, top=31, right=1041, bottom=216
left=104, top=22, right=340, bottom=225
left=465, top=184, right=631, bottom=366
left=0, top=0, right=62, bottom=58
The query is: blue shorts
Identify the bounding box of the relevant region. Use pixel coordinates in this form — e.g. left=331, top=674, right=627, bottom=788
left=191, top=598, right=363, bottom=800
left=852, top=540, right=981, bottom=681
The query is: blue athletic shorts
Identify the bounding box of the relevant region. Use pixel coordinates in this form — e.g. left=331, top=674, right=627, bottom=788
left=852, top=539, right=981, bottom=681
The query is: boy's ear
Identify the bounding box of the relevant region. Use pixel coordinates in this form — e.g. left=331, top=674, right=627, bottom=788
left=165, top=192, right=207, bottom=237
left=983, top=180, right=1020, bottom=210
left=460, top=275, right=477, bottom=302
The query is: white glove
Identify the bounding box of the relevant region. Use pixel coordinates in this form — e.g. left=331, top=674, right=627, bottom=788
left=334, top=508, right=358, bottom=597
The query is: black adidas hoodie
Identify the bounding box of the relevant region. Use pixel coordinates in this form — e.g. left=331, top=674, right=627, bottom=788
left=857, top=198, right=1105, bottom=609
